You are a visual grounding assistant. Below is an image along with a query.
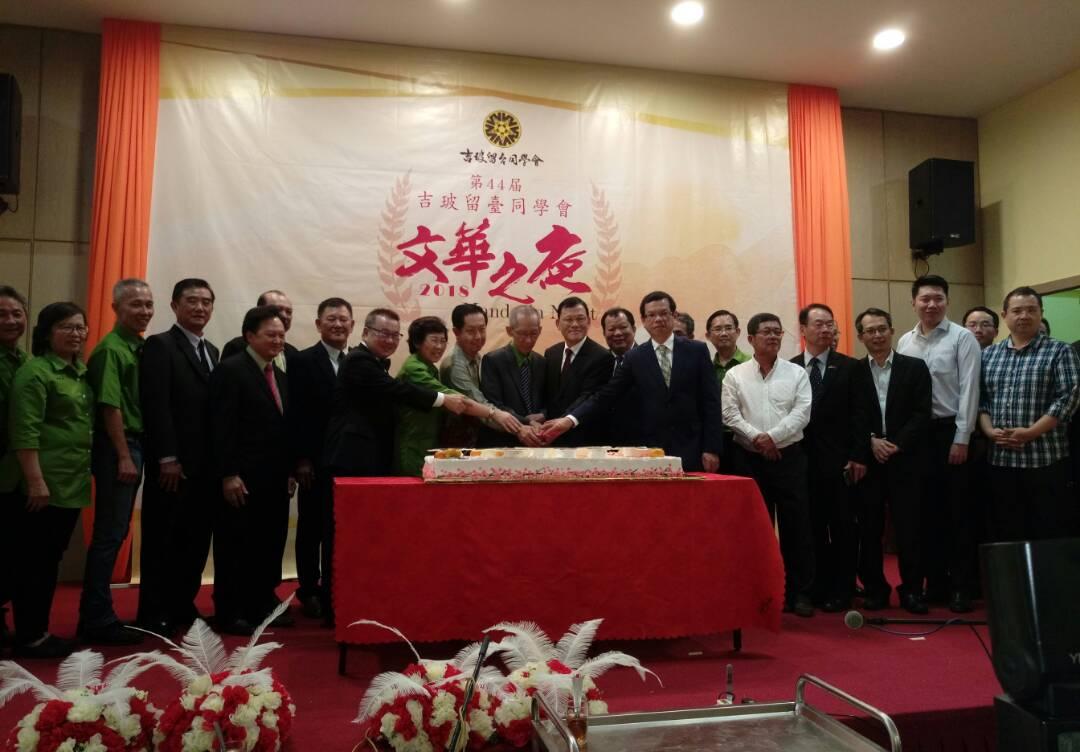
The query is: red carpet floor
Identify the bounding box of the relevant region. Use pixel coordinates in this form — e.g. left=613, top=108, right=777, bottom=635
left=1, top=567, right=1000, bottom=751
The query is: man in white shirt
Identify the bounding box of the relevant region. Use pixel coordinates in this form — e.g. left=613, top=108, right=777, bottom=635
left=721, top=313, right=814, bottom=616
left=896, top=275, right=981, bottom=614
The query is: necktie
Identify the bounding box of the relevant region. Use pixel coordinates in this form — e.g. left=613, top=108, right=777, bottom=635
left=613, top=354, right=623, bottom=375
left=657, top=344, right=671, bottom=387
left=519, top=360, right=534, bottom=414
left=197, top=339, right=211, bottom=375
left=380, top=357, right=391, bottom=372
left=809, top=357, right=824, bottom=403
left=561, top=347, right=573, bottom=377
left=264, top=363, right=283, bottom=413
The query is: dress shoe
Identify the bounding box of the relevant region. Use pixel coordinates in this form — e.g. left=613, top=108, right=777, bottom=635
left=78, top=622, right=145, bottom=646
left=217, top=618, right=256, bottom=636
left=900, top=592, right=929, bottom=615
left=14, top=634, right=76, bottom=659
left=791, top=596, right=815, bottom=618
left=821, top=597, right=851, bottom=614
left=861, top=593, right=890, bottom=611
left=924, top=586, right=949, bottom=606
left=949, top=592, right=975, bottom=614
left=300, top=595, right=323, bottom=620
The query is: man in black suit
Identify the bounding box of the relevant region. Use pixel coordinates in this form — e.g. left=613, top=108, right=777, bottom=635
left=853, top=308, right=932, bottom=614
left=600, top=307, right=640, bottom=446
left=289, top=297, right=354, bottom=619
left=480, top=304, right=547, bottom=446
left=221, top=290, right=300, bottom=369
left=543, top=297, right=612, bottom=446
left=137, top=279, right=220, bottom=634
left=210, top=305, right=295, bottom=635
left=542, top=291, right=722, bottom=472
left=791, top=303, right=867, bottom=613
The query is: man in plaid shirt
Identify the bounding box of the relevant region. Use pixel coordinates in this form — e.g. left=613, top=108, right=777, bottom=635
left=979, top=286, right=1080, bottom=541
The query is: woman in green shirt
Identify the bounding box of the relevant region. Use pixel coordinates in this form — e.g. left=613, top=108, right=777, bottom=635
left=7, top=301, right=93, bottom=658
left=395, top=316, right=489, bottom=476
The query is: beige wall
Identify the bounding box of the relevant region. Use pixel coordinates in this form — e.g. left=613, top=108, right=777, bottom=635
left=979, top=67, right=1080, bottom=309
left=0, top=25, right=99, bottom=349
left=843, top=108, right=984, bottom=357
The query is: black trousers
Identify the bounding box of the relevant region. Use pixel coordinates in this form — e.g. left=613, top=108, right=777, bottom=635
left=734, top=445, right=814, bottom=604
left=858, top=456, right=923, bottom=597
left=989, top=459, right=1072, bottom=542
left=7, top=498, right=80, bottom=643
left=0, top=489, right=18, bottom=609
left=212, top=477, right=290, bottom=624
left=137, top=470, right=216, bottom=627
left=921, top=418, right=977, bottom=598
left=295, top=470, right=330, bottom=601
left=806, top=459, right=858, bottom=601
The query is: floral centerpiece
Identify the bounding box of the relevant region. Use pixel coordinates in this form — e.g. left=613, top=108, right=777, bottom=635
left=125, top=600, right=296, bottom=752
left=0, top=650, right=160, bottom=752
left=352, top=618, right=659, bottom=752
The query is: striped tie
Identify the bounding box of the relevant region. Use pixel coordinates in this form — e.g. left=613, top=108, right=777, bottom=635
left=657, top=344, right=671, bottom=387
left=519, top=360, right=534, bottom=414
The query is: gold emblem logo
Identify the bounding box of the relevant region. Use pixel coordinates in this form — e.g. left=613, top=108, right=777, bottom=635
left=483, top=110, right=522, bottom=148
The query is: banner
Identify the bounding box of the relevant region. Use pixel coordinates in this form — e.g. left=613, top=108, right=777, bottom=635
left=148, top=27, right=797, bottom=360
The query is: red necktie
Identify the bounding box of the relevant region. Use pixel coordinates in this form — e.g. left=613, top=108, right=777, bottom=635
left=264, top=363, right=283, bottom=413
left=561, top=347, right=573, bottom=376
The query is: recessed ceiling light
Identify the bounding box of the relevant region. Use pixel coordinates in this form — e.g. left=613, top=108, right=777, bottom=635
left=671, top=1, right=705, bottom=26
left=872, top=28, right=906, bottom=51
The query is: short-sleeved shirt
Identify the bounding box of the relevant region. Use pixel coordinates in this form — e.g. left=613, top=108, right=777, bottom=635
left=0, top=344, right=29, bottom=491
left=87, top=325, right=144, bottom=434
left=8, top=352, right=94, bottom=508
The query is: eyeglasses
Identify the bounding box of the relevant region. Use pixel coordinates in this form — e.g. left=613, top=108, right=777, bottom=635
left=643, top=311, right=672, bottom=321
left=967, top=322, right=997, bottom=330
left=754, top=328, right=784, bottom=337
left=861, top=326, right=891, bottom=336
left=709, top=325, right=737, bottom=333
left=367, top=328, right=402, bottom=341
left=56, top=324, right=89, bottom=334
left=807, top=320, right=836, bottom=330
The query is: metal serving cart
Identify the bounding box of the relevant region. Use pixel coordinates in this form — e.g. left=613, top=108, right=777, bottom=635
left=531, top=674, right=901, bottom=752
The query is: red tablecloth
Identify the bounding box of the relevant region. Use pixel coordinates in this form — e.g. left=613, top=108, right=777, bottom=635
left=333, top=474, right=784, bottom=644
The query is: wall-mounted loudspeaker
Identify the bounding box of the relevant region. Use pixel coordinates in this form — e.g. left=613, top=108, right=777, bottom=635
left=908, top=157, right=974, bottom=256
left=0, top=74, right=22, bottom=195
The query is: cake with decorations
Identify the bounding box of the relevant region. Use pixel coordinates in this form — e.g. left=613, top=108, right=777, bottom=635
left=422, top=446, right=685, bottom=482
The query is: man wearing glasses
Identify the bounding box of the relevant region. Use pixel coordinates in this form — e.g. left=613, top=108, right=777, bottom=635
left=963, top=306, right=999, bottom=350
left=705, top=310, right=748, bottom=471
left=721, top=313, right=814, bottom=616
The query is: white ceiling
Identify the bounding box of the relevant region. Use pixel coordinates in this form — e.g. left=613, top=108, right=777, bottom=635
left=4, top=0, right=1080, bottom=117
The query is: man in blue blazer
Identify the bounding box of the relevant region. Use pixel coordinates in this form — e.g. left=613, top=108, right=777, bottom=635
left=542, top=291, right=722, bottom=472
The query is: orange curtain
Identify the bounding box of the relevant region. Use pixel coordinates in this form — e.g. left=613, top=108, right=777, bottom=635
left=787, top=84, right=853, bottom=354
left=84, top=19, right=161, bottom=581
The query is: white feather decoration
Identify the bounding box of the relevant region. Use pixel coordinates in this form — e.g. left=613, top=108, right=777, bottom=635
left=353, top=672, right=430, bottom=725
left=109, top=651, right=198, bottom=686
left=180, top=619, right=228, bottom=675
left=347, top=619, right=422, bottom=664
left=0, top=662, right=67, bottom=707
left=55, top=650, right=104, bottom=691
left=227, top=642, right=283, bottom=673
left=220, top=668, right=273, bottom=687
left=576, top=651, right=662, bottom=686
left=554, top=619, right=604, bottom=669
left=244, top=595, right=295, bottom=656
left=483, top=621, right=555, bottom=667
left=451, top=641, right=484, bottom=672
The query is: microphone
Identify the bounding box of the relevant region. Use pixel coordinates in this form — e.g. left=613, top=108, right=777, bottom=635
left=844, top=609, right=988, bottom=629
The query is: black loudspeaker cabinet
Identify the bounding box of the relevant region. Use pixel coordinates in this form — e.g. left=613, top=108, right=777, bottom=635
left=996, top=695, right=1080, bottom=752
left=908, top=157, right=974, bottom=255
left=0, top=74, right=21, bottom=195
left=981, top=538, right=1080, bottom=719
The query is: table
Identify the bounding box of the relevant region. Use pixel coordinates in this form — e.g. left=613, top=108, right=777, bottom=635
left=333, top=475, right=784, bottom=661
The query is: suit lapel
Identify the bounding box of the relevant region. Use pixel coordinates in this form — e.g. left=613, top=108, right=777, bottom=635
left=245, top=352, right=282, bottom=413
left=172, top=325, right=210, bottom=382
left=643, top=341, right=667, bottom=391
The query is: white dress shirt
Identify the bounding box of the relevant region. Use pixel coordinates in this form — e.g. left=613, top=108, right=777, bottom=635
left=651, top=333, right=676, bottom=369
left=320, top=340, right=344, bottom=374
left=868, top=351, right=894, bottom=435
left=802, top=348, right=829, bottom=375
left=721, top=356, right=812, bottom=450
left=178, top=324, right=213, bottom=372
left=896, top=318, right=980, bottom=444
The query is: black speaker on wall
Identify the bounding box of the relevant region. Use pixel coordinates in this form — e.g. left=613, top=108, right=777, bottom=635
left=0, top=73, right=22, bottom=195
left=908, top=157, right=974, bottom=256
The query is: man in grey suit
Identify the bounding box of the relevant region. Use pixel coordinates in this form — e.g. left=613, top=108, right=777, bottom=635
left=480, top=304, right=546, bottom=446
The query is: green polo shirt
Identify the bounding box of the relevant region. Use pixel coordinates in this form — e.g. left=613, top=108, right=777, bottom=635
left=8, top=352, right=94, bottom=508
left=0, top=344, right=29, bottom=491
left=512, top=346, right=531, bottom=367
left=713, top=348, right=749, bottom=385
left=87, top=325, right=144, bottom=434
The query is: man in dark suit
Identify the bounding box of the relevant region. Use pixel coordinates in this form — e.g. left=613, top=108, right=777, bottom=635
left=600, top=307, right=640, bottom=446
left=221, top=290, right=300, bottom=369
left=210, top=305, right=295, bottom=635
left=480, top=304, right=547, bottom=446
left=289, top=297, right=354, bottom=619
left=542, top=291, right=722, bottom=472
left=791, top=303, right=867, bottom=613
left=853, top=307, right=932, bottom=614
left=320, top=308, right=469, bottom=624
left=543, top=297, right=612, bottom=446
left=137, top=279, right=220, bottom=634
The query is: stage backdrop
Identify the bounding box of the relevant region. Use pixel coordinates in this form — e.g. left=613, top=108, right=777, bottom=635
left=146, top=26, right=798, bottom=360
